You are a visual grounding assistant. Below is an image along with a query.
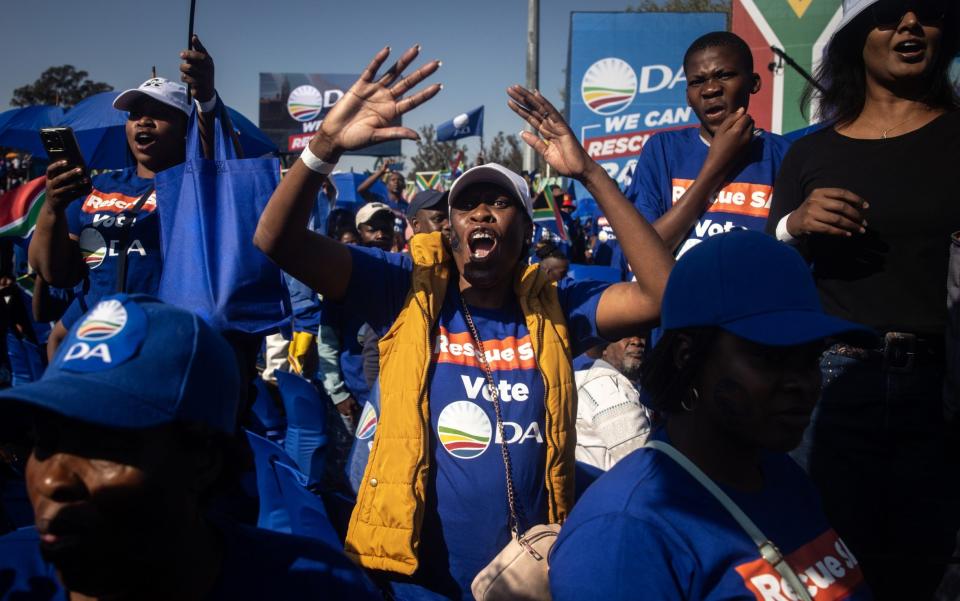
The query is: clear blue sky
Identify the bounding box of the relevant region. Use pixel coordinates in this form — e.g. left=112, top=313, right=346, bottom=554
left=0, top=0, right=638, bottom=171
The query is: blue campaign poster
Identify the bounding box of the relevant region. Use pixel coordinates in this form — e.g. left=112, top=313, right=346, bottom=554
left=567, top=11, right=726, bottom=200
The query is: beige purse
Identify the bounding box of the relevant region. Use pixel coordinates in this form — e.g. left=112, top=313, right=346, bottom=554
left=459, top=297, right=558, bottom=601
left=471, top=523, right=559, bottom=601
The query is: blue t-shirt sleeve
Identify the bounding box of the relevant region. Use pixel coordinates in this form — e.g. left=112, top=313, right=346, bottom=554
left=550, top=513, right=693, bottom=601
left=627, top=133, right=669, bottom=225
left=343, top=246, right=413, bottom=336
left=557, top=278, right=608, bottom=356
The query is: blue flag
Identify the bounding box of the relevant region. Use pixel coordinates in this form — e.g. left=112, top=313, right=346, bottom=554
left=436, top=106, right=483, bottom=141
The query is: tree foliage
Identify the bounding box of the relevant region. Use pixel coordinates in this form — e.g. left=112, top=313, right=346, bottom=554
left=628, top=0, right=730, bottom=11
left=11, top=65, right=113, bottom=108
left=628, top=0, right=731, bottom=32
left=407, top=124, right=467, bottom=173
left=478, top=132, right=525, bottom=173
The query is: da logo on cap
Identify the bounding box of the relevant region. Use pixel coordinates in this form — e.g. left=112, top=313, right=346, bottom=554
left=60, top=296, right=147, bottom=373
left=437, top=401, right=492, bottom=459
left=356, top=402, right=377, bottom=440
left=78, top=228, right=107, bottom=269
left=76, top=300, right=127, bottom=341
left=581, top=58, right=637, bottom=116
left=287, top=85, right=323, bottom=122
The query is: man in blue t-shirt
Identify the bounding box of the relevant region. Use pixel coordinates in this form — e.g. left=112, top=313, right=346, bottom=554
left=624, top=31, right=791, bottom=260
left=0, top=296, right=376, bottom=600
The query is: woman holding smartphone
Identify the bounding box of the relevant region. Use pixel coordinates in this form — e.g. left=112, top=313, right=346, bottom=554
left=28, top=35, right=219, bottom=352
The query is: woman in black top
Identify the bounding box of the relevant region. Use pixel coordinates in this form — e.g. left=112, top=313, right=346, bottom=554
left=765, top=1, right=959, bottom=598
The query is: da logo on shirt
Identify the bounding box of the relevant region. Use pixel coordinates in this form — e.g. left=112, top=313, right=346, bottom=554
left=437, top=401, right=492, bottom=459
left=78, top=228, right=107, bottom=269
left=581, top=58, right=637, bottom=116
left=356, top=402, right=377, bottom=440
left=60, top=296, right=147, bottom=373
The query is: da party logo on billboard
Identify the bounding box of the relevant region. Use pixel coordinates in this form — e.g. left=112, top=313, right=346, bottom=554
left=581, top=58, right=637, bottom=115
left=259, top=73, right=400, bottom=156
left=567, top=12, right=725, bottom=198
left=287, top=85, right=326, bottom=122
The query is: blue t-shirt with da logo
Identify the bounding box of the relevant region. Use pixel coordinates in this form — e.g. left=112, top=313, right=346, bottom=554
left=343, top=245, right=608, bottom=600
left=625, top=127, right=790, bottom=259
left=64, top=168, right=159, bottom=327
left=549, top=428, right=872, bottom=601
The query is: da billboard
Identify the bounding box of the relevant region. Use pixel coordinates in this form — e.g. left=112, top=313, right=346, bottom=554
left=567, top=11, right=726, bottom=198
left=259, top=73, right=401, bottom=156
left=733, top=0, right=842, bottom=134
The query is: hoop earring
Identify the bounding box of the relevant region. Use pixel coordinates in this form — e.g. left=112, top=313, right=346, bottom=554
left=681, top=387, right=699, bottom=412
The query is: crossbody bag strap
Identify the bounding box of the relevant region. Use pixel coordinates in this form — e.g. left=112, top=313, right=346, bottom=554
left=114, top=187, right=154, bottom=294
left=645, top=440, right=813, bottom=601
left=459, top=295, right=527, bottom=538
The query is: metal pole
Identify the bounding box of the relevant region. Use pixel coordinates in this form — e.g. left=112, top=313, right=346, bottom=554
left=523, top=0, right=539, bottom=174
left=770, top=47, right=825, bottom=94
left=186, top=0, right=197, bottom=100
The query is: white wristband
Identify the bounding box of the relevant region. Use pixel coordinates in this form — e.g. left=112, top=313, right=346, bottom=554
left=775, top=212, right=800, bottom=245
left=300, top=145, right=338, bottom=176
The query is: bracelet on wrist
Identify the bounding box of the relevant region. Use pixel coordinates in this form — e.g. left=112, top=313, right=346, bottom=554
left=300, top=146, right=338, bottom=175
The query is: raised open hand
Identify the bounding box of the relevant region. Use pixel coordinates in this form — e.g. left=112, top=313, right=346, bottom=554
left=312, top=45, right=441, bottom=161
left=507, top=85, right=593, bottom=180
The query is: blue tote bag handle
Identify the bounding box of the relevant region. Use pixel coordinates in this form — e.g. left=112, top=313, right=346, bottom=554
left=183, top=98, right=241, bottom=161
left=155, top=103, right=290, bottom=334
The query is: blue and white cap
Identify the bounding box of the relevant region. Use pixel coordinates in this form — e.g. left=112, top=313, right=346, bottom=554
left=834, top=0, right=880, bottom=36
left=0, top=295, right=240, bottom=433
left=113, top=77, right=192, bottom=116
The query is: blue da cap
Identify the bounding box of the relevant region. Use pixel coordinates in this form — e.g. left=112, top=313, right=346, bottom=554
left=661, top=230, right=873, bottom=346
left=0, top=294, right=240, bottom=433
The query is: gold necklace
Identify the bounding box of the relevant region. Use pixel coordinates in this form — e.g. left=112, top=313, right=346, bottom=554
left=859, top=109, right=928, bottom=139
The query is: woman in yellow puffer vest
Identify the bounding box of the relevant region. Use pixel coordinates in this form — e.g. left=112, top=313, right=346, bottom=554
left=255, top=45, right=675, bottom=600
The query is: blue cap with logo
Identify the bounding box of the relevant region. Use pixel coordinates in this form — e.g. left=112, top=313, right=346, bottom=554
left=661, top=230, right=873, bottom=346
left=0, top=294, right=240, bottom=433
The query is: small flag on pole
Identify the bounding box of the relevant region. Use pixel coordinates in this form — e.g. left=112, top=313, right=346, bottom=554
left=437, top=106, right=484, bottom=142
left=532, top=177, right=569, bottom=241
left=450, top=151, right=466, bottom=178
left=0, top=176, right=47, bottom=239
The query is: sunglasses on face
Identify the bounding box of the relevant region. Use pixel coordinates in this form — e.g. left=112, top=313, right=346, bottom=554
left=872, top=0, right=947, bottom=28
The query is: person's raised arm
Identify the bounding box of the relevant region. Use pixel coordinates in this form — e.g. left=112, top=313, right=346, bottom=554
left=255, top=45, right=441, bottom=300
left=28, top=162, right=88, bottom=287
left=180, top=35, right=221, bottom=160
left=357, top=160, right=390, bottom=194
left=506, top=86, right=673, bottom=339
left=651, top=108, right=754, bottom=252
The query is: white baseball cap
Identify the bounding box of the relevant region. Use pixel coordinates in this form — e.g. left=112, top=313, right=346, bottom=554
left=448, top=163, right=533, bottom=221
left=355, top=202, right=394, bottom=228
left=834, top=0, right=880, bottom=36
left=113, top=77, right=192, bottom=116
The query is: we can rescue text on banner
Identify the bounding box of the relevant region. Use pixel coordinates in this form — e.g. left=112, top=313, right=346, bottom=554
left=566, top=11, right=726, bottom=200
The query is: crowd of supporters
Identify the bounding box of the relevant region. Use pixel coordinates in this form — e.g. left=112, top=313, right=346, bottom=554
left=0, top=1, right=956, bottom=599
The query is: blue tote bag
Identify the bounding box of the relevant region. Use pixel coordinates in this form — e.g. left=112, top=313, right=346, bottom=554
left=154, top=103, right=288, bottom=334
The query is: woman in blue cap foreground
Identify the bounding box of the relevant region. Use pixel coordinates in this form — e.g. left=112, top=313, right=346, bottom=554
left=549, top=230, right=874, bottom=601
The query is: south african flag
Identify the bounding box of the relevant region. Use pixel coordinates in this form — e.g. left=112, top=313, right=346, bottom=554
left=415, top=171, right=444, bottom=192
left=532, top=178, right=568, bottom=241
left=0, top=176, right=46, bottom=239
